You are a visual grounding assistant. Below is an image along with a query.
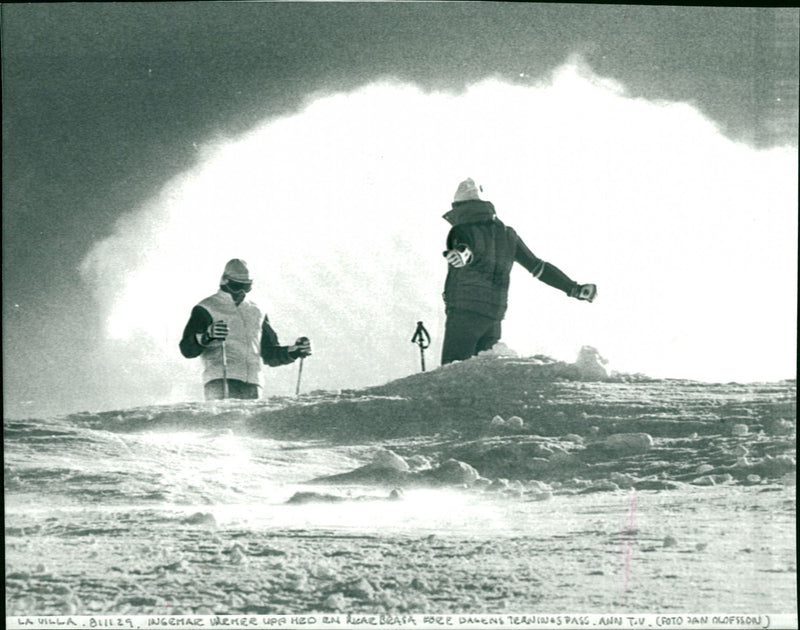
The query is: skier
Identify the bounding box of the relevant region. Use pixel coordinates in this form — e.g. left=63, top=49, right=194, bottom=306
left=179, top=259, right=312, bottom=400
left=441, top=178, right=596, bottom=365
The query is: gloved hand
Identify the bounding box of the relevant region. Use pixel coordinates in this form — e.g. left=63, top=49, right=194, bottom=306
left=289, top=336, right=312, bottom=358
left=570, top=284, right=597, bottom=302
left=443, top=245, right=473, bottom=268
left=201, top=320, right=229, bottom=345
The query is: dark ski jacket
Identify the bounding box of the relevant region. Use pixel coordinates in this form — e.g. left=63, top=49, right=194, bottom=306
left=442, top=200, right=578, bottom=320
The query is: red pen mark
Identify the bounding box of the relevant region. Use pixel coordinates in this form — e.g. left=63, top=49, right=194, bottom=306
left=624, top=488, right=638, bottom=592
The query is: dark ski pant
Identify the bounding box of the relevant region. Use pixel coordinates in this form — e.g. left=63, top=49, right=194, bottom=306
left=441, top=309, right=502, bottom=365
left=204, top=378, right=260, bottom=401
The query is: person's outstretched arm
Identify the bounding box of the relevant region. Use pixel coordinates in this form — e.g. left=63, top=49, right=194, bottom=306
left=515, top=235, right=597, bottom=301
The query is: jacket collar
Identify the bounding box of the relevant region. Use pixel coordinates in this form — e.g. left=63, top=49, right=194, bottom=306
left=216, top=287, right=247, bottom=307
left=442, top=200, right=497, bottom=226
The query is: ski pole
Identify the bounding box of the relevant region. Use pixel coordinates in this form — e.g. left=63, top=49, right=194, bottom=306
left=411, top=321, right=431, bottom=372
left=294, top=336, right=309, bottom=396
left=295, top=358, right=304, bottom=396
left=221, top=340, right=229, bottom=400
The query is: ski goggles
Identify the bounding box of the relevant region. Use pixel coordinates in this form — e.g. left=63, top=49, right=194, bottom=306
left=226, top=280, right=252, bottom=293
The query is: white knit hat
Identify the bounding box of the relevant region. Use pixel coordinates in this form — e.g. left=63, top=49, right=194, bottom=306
left=220, top=258, right=252, bottom=284
left=453, top=178, right=484, bottom=202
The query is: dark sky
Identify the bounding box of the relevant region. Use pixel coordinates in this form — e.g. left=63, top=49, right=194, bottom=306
left=2, top=3, right=798, bottom=418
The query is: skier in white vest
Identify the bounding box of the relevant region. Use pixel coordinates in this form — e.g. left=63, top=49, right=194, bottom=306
left=179, top=259, right=312, bottom=400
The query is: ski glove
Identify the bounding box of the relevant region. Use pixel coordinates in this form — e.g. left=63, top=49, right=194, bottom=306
left=201, top=320, right=229, bottom=345
left=443, top=245, right=473, bottom=268
left=569, top=284, right=597, bottom=302
left=289, top=336, right=312, bottom=359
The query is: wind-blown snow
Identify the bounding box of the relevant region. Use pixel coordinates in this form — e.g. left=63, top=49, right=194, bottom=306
left=4, top=360, right=796, bottom=614
left=80, top=58, right=797, bottom=406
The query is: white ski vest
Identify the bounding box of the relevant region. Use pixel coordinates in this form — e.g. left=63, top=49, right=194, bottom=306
left=197, top=290, right=263, bottom=387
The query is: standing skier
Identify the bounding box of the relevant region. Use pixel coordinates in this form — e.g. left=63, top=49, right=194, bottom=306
left=441, top=178, right=596, bottom=365
left=179, top=259, right=312, bottom=400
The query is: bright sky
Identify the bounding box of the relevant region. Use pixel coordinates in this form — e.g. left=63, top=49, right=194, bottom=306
left=78, top=59, right=797, bottom=403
